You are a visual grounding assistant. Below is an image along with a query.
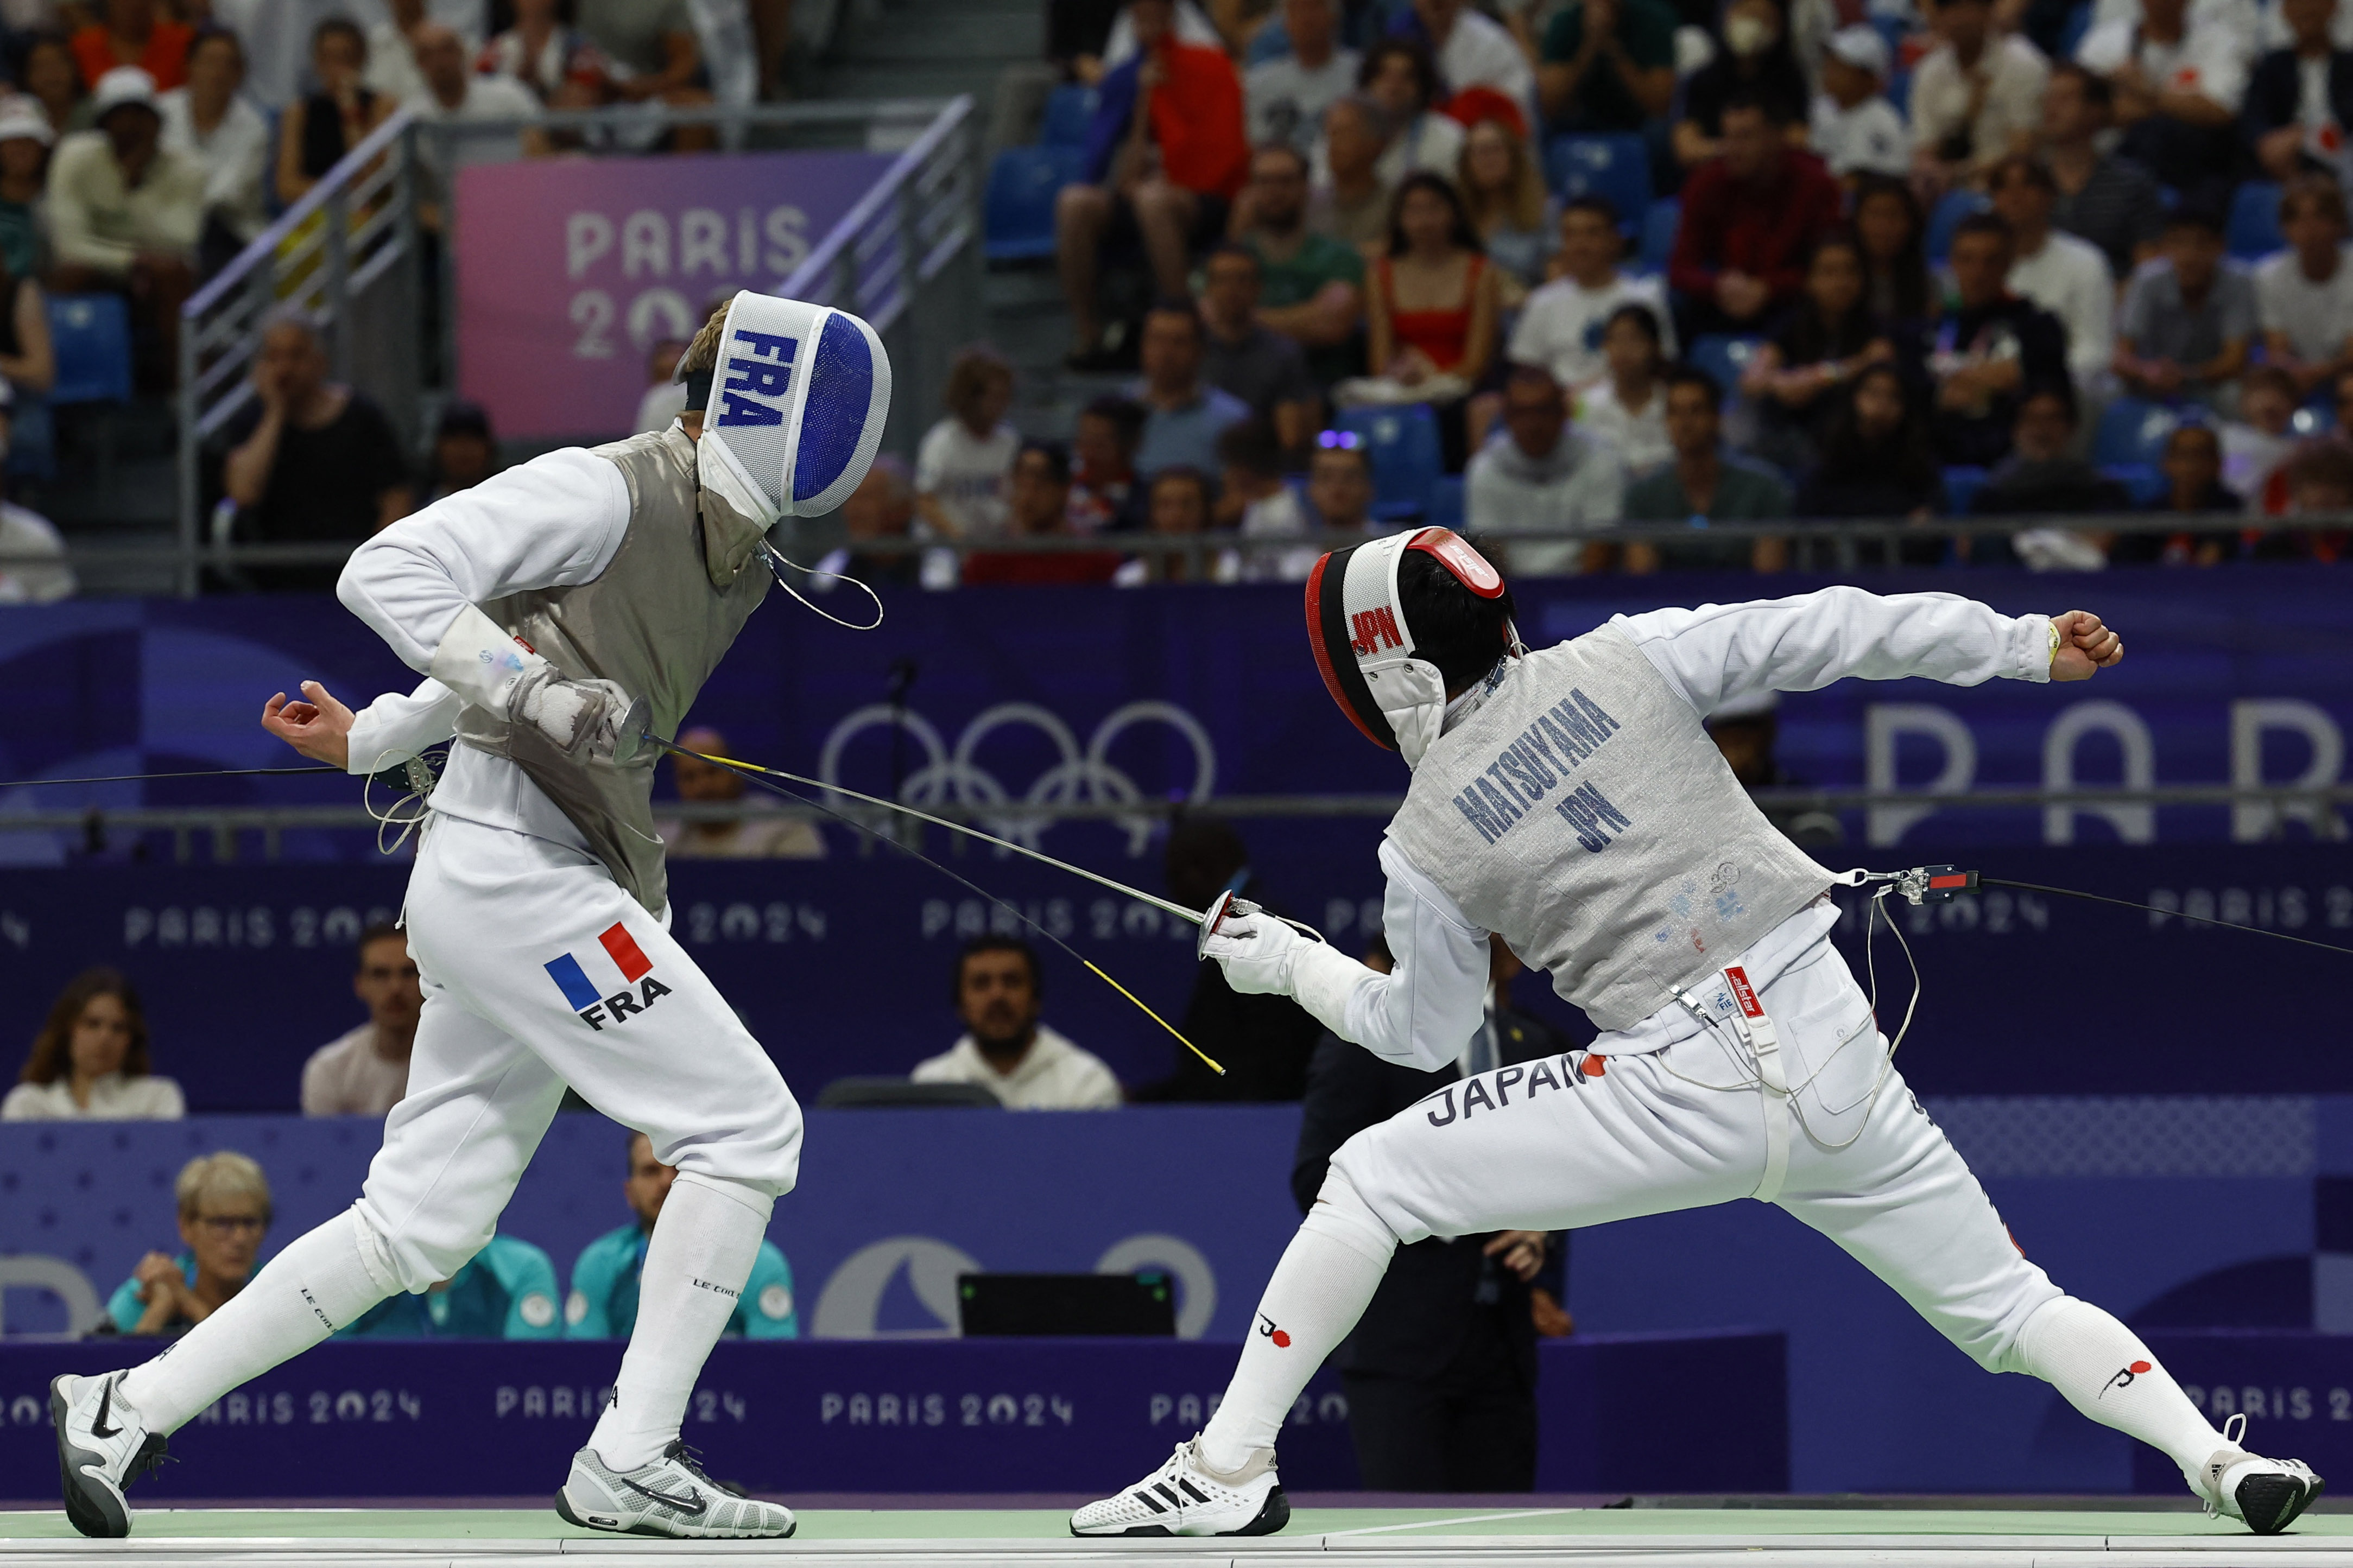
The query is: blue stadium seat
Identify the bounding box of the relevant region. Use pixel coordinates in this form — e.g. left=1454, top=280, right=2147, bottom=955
left=1941, top=465, right=1989, bottom=515
left=1686, top=334, right=1762, bottom=397
left=1425, top=473, right=1465, bottom=529
left=1545, top=134, right=1651, bottom=230
left=1040, top=85, right=1096, bottom=148
left=1886, top=68, right=1911, bottom=117
left=2056, top=0, right=2094, bottom=58
left=984, top=145, right=1086, bottom=263
left=2101, top=463, right=2167, bottom=506
left=1638, top=199, right=1680, bottom=273
left=46, top=293, right=131, bottom=406
left=2228, top=181, right=2284, bottom=260
left=1925, top=188, right=1990, bottom=264
left=1335, top=404, right=1443, bottom=522
left=2091, top=397, right=2180, bottom=468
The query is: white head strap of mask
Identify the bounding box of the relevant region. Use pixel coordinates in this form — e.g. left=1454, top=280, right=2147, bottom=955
left=1330, top=528, right=1520, bottom=767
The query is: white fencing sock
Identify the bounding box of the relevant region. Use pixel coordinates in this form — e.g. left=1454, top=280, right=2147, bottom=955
left=1196, top=1169, right=1396, bottom=1475
left=587, top=1172, right=770, bottom=1471
left=2017, top=1296, right=2227, bottom=1494
left=118, top=1208, right=400, bottom=1434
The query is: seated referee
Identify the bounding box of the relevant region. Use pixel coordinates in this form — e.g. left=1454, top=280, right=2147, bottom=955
left=566, top=1132, right=798, bottom=1340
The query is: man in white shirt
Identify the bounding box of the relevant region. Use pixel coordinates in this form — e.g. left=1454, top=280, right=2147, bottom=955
left=2074, top=0, right=2250, bottom=193
left=1910, top=0, right=2050, bottom=191
left=1506, top=196, right=1675, bottom=397
left=1408, top=0, right=1536, bottom=120
left=1990, top=154, right=2115, bottom=390
left=1465, top=366, right=1624, bottom=575
left=2254, top=174, right=2353, bottom=395
left=1247, top=0, right=1360, bottom=151
left=300, top=924, right=421, bottom=1118
left=0, top=385, right=73, bottom=604
left=408, top=22, right=546, bottom=231
left=1809, top=26, right=1911, bottom=180
left=157, top=30, right=270, bottom=251
left=910, top=938, right=1122, bottom=1110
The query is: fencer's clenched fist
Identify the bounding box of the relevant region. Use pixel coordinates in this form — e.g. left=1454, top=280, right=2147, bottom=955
left=510, top=665, right=648, bottom=765
left=1200, top=899, right=1311, bottom=995
left=2048, top=611, right=2123, bottom=682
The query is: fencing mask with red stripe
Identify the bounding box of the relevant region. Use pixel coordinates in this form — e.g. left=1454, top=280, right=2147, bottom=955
left=1304, top=528, right=1521, bottom=766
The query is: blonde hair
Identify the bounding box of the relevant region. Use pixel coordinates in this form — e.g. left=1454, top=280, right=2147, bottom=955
left=1459, top=117, right=1546, bottom=237
left=678, top=296, right=737, bottom=380
left=175, top=1152, right=273, bottom=1227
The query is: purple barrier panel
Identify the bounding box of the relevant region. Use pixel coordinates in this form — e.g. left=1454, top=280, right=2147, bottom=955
left=1535, top=1329, right=1788, bottom=1493
left=2131, top=1331, right=2353, bottom=1493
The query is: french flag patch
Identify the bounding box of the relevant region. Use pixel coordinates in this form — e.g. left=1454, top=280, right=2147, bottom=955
left=545, top=924, right=667, bottom=1030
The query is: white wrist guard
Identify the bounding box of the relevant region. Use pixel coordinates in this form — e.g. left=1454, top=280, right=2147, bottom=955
left=427, top=603, right=547, bottom=716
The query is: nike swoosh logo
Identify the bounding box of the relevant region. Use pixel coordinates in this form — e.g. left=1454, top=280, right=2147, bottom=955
left=90, top=1379, right=119, bottom=1440
left=619, top=1477, right=705, bottom=1516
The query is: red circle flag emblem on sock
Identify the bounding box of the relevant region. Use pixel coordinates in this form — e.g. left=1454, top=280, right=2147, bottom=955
left=2131, top=1360, right=2152, bottom=1374
left=1272, top=1330, right=1291, bottom=1348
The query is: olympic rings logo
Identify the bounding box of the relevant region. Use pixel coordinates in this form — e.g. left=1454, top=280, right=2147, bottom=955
left=815, top=701, right=1218, bottom=855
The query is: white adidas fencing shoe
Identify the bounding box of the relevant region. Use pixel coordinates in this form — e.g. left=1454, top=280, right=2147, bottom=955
left=2201, top=1415, right=2326, bottom=1534
left=1071, top=1437, right=1289, bottom=1537
left=555, top=1441, right=795, bottom=1539
left=51, top=1372, right=168, bottom=1538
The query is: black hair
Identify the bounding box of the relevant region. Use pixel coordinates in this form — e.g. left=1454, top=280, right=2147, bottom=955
left=1250, top=142, right=1311, bottom=179
left=436, top=399, right=492, bottom=441
left=1216, top=417, right=1285, bottom=479
left=1079, top=393, right=1148, bottom=452
left=1950, top=211, right=2015, bottom=251
left=186, top=23, right=243, bottom=70
left=1144, top=296, right=1204, bottom=337
left=1719, top=87, right=1786, bottom=128
left=1781, top=228, right=1876, bottom=366
left=1559, top=192, right=1621, bottom=230
left=1386, top=172, right=1484, bottom=258
left=1664, top=362, right=1724, bottom=414
left=1503, top=363, right=1565, bottom=398
left=312, top=14, right=366, bottom=57
left=2019, top=377, right=2079, bottom=428
left=1204, top=241, right=1263, bottom=277
left=1603, top=300, right=1663, bottom=347
left=954, top=936, right=1041, bottom=1001
left=2164, top=202, right=2226, bottom=238
left=1986, top=152, right=2056, bottom=195
left=1814, top=362, right=1938, bottom=496
left=2049, top=61, right=2113, bottom=112
left=1358, top=36, right=1440, bottom=109
left=1397, top=548, right=1519, bottom=694
left=1016, top=438, right=1072, bottom=486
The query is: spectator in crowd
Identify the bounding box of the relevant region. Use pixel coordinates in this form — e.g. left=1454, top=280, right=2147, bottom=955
left=339, top=1230, right=562, bottom=1339
left=2076, top=0, right=2246, bottom=199
left=220, top=307, right=412, bottom=592
left=407, top=22, right=547, bottom=230
left=1932, top=213, right=2069, bottom=467
left=1576, top=300, right=1673, bottom=472
left=1810, top=26, right=1909, bottom=180
left=3, top=968, right=182, bottom=1120
left=479, top=0, right=612, bottom=109
left=1624, top=365, right=1793, bottom=570
left=1990, top=154, right=2115, bottom=391
left=20, top=32, right=90, bottom=143
left=2039, top=64, right=2167, bottom=278
left=71, top=0, right=192, bottom=95
left=1200, top=244, right=1318, bottom=451
left=1508, top=196, right=1674, bottom=397
left=1538, top=0, right=1678, bottom=134
left=911, top=937, right=1122, bottom=1109
left=106, top=1153, right=269, bottom=1336
left=0, top=391, right=71, bottom=603
left=2114, top=419, right=2240, bottom=562
left=1116, top=464, right=1238, bottom=583
left=1305, top=434, right=1376, bottom=534
left=1740, top=229, right=1896, bottom=470
left=1357, top=36, right=1462, bottom=185
left=1674, top=0, right=1812, bottom=169
left=655, top=724, right=824, bottom=859
left=160, top=28, right=268, bottom=273
left=916, top=345, right=1017, bottom=540
left=2275, top=436, right=2353, bottom=558
left=2115, top=205, right=2253, bottom=409
left=1058, top=0, right=1248, bottom=367
left=634, top=337, right=688, bottom=434
left=299, top=925, right=419, bottom=1118
left=0, top=141, right=49, bottom=403
left=0, top=104, right=50, bottom=283
left=1219, top=417, right=1315, bottom=580
left=1467, top=365, right=1624, bottom=574
left=567, top=1132, right=799, bottom=1341
left=2256, top=175, right=2353, bottom=397
left=1396, top=0, right=1536, bottom=115
left=575, top=0, right=716, bottom=147
left=1070, top=393, right=1148, bottom=534
left=1851, top=173, right=1934, bottom=326
left=1793, top=363, right=1947, bottom=548
left=964, top=439, right=1127, bottom=586
left=47, top=67, right=203, bottom=389
left=2222, top=363, right=2300, bottom=512
left=1345, top=173, right=1502, bottom=417
left=1909, top=0, right=2049, bottom=192
left=1668, top=93, right=1844, bottom=339
left=421, top=399, right=497, bottom=503
left=1975, top=383, right=2130, bottom=568
left=1247, top=0, right=1358, bottom=151
left=814, top=455, right=925, bottom=590
left=363, top=0, right=428, bottom=106
left=2244, top=0, right=2353, bottom=180
left=1073, top=0, right=1225, bottom=84
left=1309, top=92, right=1396, bottom=251
left=1457, top=116, right=1549, bottom=294
left=1237, top=143, right=1365, bottom=385
left=1133, top=300, right=1251, bottom=475
left=274, top=19, right=395, bottom=208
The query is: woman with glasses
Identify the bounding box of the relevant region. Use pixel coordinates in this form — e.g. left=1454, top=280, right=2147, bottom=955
left=2, top=969, right=182, bottom=1121
left=105, top=1153, right=271, bottom=1338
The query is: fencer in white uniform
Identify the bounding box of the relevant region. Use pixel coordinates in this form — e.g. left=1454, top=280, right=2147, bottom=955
left=50, top=292, right=890, bottom=1540
left=1074, top=530, right=2326, bottom=1538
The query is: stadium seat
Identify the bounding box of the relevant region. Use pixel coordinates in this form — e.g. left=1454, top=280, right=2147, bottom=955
left=984, top=145, right=1086, bottom=263
left=1425, top=473, right=1465, bottom=529
left=1686, top=334, right=1762, bottom=397
left=1040, top=85, right=1096, bottom=148
left=1638, top=199, right=1680, bottom=273
left=2228, top=181, right=2284, bottom=260
left=1336, top=403, right=1443, bottom=522
left=46, top=293, right=131, bottom=406
left=2091, top=397, right=2180, bottom=468
left=1941, top=465, right=1989, bottom=514
left=1545, top=134, right=1651, bottom=229
left=1925, top=188, right=1990, bottom=264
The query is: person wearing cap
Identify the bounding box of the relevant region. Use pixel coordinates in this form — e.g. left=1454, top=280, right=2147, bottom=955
left=425, top=401, right=499, bottom=503
left=1908, top=0, right=2051, bottom=194
left=70, top=0, right=195, bottom=96
left=45, top=66, right=206, bottom=390
left=1810, top=26, right=1911, bottom=181
left=159, top=28, right=271, bottom=270
left=0, top=101, right=52, bottom=284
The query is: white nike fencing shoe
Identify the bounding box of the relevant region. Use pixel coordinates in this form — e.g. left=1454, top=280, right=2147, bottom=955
left=51, top=1372, right=168, bottom=1538
left=2201, top=1415, right=2326, bottom=1534
left=554, top=1440, right=795, bottom=1539
left=1070, top=1437, right=1289, bottom=1537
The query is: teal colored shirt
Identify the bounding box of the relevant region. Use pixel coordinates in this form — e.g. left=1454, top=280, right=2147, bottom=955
left=106, top=1251, right=198, bottom=1334
left=565, top=1222, right=798, bottom=1340
left=1541, top=0, right=1679, bottom=132
left=335, top=1233, right=562, bottom=1340
left=1623, top=451, right=1791, bottom=570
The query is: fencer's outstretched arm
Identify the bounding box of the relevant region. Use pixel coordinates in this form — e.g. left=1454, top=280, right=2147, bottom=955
left=1613, top=586, right=2066, bottom=719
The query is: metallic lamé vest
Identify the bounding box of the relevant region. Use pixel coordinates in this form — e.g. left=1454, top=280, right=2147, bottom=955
left=452, top=426, right=769, bottom=915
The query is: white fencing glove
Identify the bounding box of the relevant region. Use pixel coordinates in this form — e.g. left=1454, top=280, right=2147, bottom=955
left=1198, top=893, right=1376, bottom=1038
left=429, top=604, right=648, bottom=764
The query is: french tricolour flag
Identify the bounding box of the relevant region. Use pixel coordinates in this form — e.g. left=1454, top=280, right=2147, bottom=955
left=546, top=924, right=653, bottom=1011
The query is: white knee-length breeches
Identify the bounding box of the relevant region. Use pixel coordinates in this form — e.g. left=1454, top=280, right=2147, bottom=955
left=354, top=815, right=804, bottom=1293
left=1330, top=934, right=2061, bottom=1373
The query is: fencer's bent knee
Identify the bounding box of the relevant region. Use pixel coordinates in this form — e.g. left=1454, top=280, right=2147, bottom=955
left=1304, top=1165, right=1400, bottom=1268
left=654, top=1078, right=804, bottom=1201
